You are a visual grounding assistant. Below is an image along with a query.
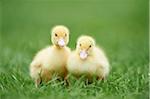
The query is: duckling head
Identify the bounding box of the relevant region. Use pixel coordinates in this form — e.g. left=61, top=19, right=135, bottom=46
left=76, top=35, right=95, bottom=60
left=51, top=25, right=69, bottom=48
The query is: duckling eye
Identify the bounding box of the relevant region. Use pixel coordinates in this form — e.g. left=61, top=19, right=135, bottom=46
left=65, top=34, right=67, bottom=37
left=55, top=34, right=58, bottom=37
left=89, top=45, right=92, bottom=48
left=80, top=44, right=82, bottom=46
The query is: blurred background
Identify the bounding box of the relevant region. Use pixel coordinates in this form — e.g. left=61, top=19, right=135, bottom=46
left=0, top=0, right=149, bottom=98
left=0, top=0, right=148, bottom=68
left=1, top=0, right=148, bottom=48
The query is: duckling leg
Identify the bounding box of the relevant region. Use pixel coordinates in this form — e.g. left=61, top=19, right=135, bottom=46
left=34, top=69, right=51, bottom=87
left=86, top=75, right=93, bottom=84
left=97, top=67, right=106, bottom=81
left=41, top=68, right=52, bottom=83
left=35, top=76, right=42, bottom=88
left=30, top=63, right=42, bottom=87
left=64, top=75, right=70, bottom=86
left=97, top=76, right=105, bottom=80
left=97, top=72, right=108, bottom=82
left=63, top=67, right=70, bottom=86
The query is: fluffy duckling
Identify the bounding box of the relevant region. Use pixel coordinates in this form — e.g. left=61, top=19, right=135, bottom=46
left=30, top=25, right=71, bottom=87
left=67, top=35, right=109, bottom=80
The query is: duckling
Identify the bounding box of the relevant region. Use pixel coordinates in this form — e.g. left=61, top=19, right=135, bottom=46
left=30, top=25, right=71, bottom=87
left=67, top=35, right=110, bottom=81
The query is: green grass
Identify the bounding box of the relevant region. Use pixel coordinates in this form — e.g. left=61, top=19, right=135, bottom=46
left=0, top=0, right=149, bottom=99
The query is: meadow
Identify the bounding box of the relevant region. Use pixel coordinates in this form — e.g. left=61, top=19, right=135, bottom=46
left=0, top=0, right=149, bottom=99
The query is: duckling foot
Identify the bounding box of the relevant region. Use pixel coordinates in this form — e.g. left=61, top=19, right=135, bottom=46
left=97, top=76, right=105, bottom=81
left=35, top=78, right=42, bottom=88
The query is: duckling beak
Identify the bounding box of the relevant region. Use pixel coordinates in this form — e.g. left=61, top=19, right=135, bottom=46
left=58, top=38, right=65, bottom=47
left=79, top=50, right=88, bottom=60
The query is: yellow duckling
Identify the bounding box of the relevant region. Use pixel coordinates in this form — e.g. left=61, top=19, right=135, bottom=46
left=30, top=25, right=71, bottom=87
left=67, top=35, right=110, bottom=80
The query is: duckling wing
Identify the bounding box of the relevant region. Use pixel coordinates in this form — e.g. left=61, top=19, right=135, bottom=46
left=94, top=47, right=110, bottom=77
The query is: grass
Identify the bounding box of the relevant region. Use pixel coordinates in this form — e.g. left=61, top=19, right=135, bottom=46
left=0, top=0, right=149, bottom=99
